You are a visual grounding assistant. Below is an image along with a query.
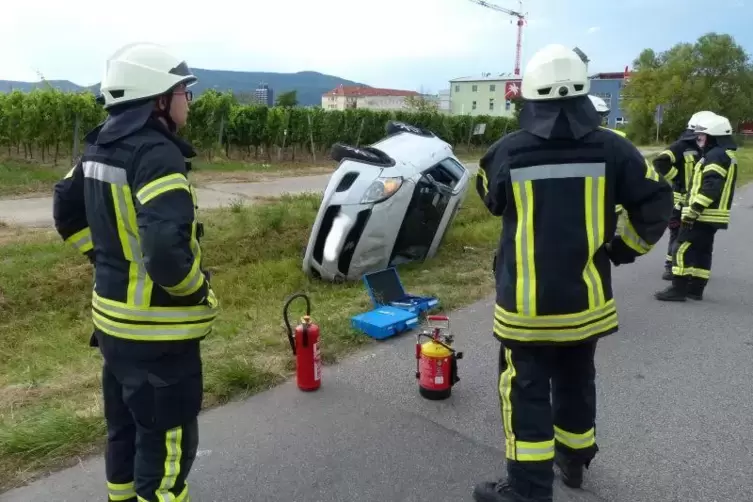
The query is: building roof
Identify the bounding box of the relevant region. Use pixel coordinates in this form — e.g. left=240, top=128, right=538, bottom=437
left=450, top=71, right=629, bottom=83
left=450, top=74, right=519, bottom=83
left=323, top=85, right=419, bottom=97
left=589, top=72, right=629, bottom=80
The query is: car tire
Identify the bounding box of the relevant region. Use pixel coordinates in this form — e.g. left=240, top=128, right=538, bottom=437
left=330, top=143, right=395, bottom=167
left=385, top=120, right=436, bottom=138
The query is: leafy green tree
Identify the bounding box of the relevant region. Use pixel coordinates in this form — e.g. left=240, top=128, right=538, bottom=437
left=623, top=32, right=753, bottom=144
left=404, top=94, right=439, bottom=113
left=275, top=90, right=298, bottom=108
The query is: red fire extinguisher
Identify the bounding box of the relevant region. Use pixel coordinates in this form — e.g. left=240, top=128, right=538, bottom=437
left=415, top=315, right=463, bottom=400
left=283, top=293, right=321, bottom=392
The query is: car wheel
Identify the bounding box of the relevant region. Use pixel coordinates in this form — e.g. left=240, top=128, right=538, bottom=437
left=330, top=143, right=395, bottom=167
left=386, top=120, right=436, bottom=138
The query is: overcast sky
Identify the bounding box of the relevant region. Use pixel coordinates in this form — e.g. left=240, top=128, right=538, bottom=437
left=1, top=0, right=750, bottom=92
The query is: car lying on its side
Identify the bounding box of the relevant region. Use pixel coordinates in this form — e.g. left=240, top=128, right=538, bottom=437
left=302, top=121, right=471, bottom=282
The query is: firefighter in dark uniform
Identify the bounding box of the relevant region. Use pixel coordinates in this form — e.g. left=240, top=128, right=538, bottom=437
left=655, top=112, right=738, bottom=301
left=651, top=111, right=710, bottom=280
left=472, top=44, right=673, bottom=502
left=52, top=42, right=219, bottom=502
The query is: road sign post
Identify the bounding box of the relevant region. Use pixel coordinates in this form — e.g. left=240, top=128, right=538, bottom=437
left=655, top=104, right=664, bottom=143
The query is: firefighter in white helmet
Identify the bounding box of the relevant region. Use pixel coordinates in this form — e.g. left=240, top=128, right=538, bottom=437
left=53, top=42, right=218, bottom=502
left=651, top=111, right=713, bottom=280
left=655, top=112, right=738, bottom=301
left=472, top=43, right=673, bottom=502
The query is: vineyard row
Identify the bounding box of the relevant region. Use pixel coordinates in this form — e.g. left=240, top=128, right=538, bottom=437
left=0, top=88, right=519, bottom=163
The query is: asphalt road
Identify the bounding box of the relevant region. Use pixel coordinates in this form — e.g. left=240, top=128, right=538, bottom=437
left=0, top=148, right=662, bottom=228
left=6, top=150, right=751, bottom=502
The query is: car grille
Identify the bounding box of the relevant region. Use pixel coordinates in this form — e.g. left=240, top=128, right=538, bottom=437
left=337, top=209, right=372, bottom=275
left=336, top=172, right=359, bottom=192
left=313, top=205, right=341, bottom=264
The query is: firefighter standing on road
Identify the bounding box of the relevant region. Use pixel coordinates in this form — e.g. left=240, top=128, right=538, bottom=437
left=473, top=44, right=673, bottom=502
left=655, top=112, right=738, bottom=301
left=53, top=42, right=219, bottom=502
left=651, top=111, right=711, bottom=280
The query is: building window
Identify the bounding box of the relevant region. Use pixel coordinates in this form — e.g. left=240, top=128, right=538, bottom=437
left=490, top=84, right=496, bottom=92
left=489, top=98, right=495, bottom=111
left=505, top=100, right=511, bottom=111
left=454, top=85, right=460, bottom=92
left=472, top=101, right=477, bottom=110
left=472, top=85, right=478, bottom=92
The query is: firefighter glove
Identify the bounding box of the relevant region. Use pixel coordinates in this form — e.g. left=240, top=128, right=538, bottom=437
left=604, top=238, right=636, bottom=266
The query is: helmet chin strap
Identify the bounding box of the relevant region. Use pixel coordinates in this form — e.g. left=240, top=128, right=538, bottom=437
left=155, top=93, right=177, bottom=133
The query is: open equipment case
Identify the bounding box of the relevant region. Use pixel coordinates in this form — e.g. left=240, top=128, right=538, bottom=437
left=350, top=267, right=439, bottom=340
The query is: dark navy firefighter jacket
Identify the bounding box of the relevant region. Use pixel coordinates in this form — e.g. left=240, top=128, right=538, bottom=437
left=53, top=104, right=219, bottom=345
left=476, top=96, right=673, bottom=346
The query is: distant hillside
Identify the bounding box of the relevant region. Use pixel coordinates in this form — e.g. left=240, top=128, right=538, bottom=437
left=0, top=69, right=369, bottom=106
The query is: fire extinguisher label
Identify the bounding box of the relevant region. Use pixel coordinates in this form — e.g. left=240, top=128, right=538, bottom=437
left=435, top=375, right=444, bottom=385
left=313, top=342, right=321, bottom=382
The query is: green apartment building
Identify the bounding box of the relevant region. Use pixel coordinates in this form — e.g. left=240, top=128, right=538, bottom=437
left=449, top=74, right=520, bottom=117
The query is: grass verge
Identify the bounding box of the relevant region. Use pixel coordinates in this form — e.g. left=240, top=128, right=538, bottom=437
left=0, top=187, right=499, bottom=491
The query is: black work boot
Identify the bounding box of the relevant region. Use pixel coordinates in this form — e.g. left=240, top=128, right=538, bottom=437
left=687, top=279, right=707, bottom=300
left=655, top=276, right=689, bottom=302
left=661, top=267, right=673, bottom=281
left=472, top=479, right=552, bottom=502
left=554, top=450, right=590, bottom=489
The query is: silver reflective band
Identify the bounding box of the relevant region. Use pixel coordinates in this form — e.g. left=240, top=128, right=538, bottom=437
left=83, top=161, right=127, bottom=185
left=516, top=183, right=533, bottom=316
left=517, top=443, right=554, bottom=456
left=510, top=162, right=606, bottom=182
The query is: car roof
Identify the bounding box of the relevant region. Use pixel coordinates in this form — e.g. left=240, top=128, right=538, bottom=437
left=371, top=132, right=455, bottom=174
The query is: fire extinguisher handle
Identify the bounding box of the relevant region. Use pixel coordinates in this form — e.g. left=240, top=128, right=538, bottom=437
left=427, top=315, right=449, bottom=321
left=282, top=292, right=312, bottom=355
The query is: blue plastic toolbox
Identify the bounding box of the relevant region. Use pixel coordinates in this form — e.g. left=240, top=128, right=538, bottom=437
left=350, top=306, right=419, bottom=340
left=362, top=267, right=439, bottom=315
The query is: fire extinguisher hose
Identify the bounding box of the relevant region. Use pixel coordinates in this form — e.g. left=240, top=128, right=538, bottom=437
left=283, top=292, right=311, bottom=356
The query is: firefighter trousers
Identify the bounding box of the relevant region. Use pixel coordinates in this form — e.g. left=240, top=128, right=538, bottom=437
left=497, top=340, right=599, bottom=496
left=664, top=209, right=682, bottom=269
left=97, top=331, right=202, bottom=502
left=671, top=223, right=717, bottom=289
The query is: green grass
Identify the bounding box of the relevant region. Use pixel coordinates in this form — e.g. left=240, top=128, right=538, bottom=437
left=0, top=189, right=499, bottom=490
left=0, top=161, right=67, bottom=198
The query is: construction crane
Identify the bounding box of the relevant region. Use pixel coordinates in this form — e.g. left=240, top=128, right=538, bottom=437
left=467, top=0, right=527, bottom=76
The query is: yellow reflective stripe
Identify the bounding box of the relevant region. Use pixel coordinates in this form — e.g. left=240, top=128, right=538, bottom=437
left=620, top=217, right=651, bottom=254
left=136, top=173, right=190, bottom=205
left=163, top=258, right=205, bottom=297
left=583, top=176, right=606, bottom=309
left=93, top=310, right=216, bottom=341
left=511, top=439, right=555, bottom=461
left=65, top=227, right=93, bottom=254
left=703, top=164, right=727, bottom=178
left=719, top=155, right=737, bottom=212
left=498, top=347, right=517, bottom=457
left=554, top=426, right=595, bottom=450
left=665, top=166, right=678, bottom=182
left=512, top=180, right=536, bottom=316
left=659, top=149, right=676, bottom=164
left=477, top=170, right=490, bottom=197
left=683, top=153, right=695, bottom=192
left=494, top=311, right=618, bottom=343
left=615, top=204, right=623, bottom=213
left=691, top=193, right=714, bottom=207
left=108, top=481, right=136, bottom=501
left=92, top=292, right=217, bottom=324
left=672, top=242, right=692, bottom=276
left=672, top=192, right=685, bottom=205
left=495, top=298, right=615, bottom=329
left=644, top=159, right=660, bottom=182
left=155, top=426, right=183, bottom=502
left=64, top=165, right=76, bottom=179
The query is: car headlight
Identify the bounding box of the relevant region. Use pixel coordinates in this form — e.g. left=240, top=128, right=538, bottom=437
left=360, top=177, right=403, bottom=204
